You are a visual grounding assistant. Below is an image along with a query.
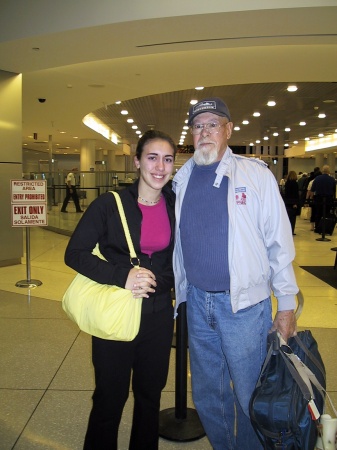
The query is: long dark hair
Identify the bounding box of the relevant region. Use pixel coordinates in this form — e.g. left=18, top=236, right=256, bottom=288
left=135, top=130, right=177, bottom=161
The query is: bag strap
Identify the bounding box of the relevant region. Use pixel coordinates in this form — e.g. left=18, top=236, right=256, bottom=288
left=109, top=191, right=140, bottom=269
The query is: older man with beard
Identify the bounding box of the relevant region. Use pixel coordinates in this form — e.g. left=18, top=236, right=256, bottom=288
left=172, top=98, right=298, bottom=450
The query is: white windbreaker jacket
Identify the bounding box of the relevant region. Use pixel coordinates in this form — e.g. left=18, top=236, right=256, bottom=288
left=172, top=147, right=299, bottom=317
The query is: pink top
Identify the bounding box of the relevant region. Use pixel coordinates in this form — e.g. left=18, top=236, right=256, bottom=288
left=138, top=196, right=170, bottom=256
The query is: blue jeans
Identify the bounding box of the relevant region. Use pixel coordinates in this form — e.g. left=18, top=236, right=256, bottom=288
left=186, top=285, right=272, bottom=450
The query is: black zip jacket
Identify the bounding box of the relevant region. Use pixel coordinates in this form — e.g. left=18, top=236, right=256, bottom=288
left=64, top=179, right=175, bottom=314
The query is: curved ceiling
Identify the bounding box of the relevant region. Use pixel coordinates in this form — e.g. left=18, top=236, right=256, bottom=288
left=0, top=2, right=336, bottom=155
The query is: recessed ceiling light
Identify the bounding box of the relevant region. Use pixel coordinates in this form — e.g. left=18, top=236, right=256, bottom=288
left=183, top=126, right=189, bottom=130
left=190, top=100, right=198, bottom=105
left=293, top=141, right=298, bottom=144
left=242, top=120, right=249, bottom=125
left=249, top=142, right=254, bottom=146
left=234, top=126, right=240, bottom=131
left=323, top=99, right=335, bottom=103
left=132, top=125, right=138, bottom=129
left=115, top=101, right=121, bottom=104
left=273, top=132, right=279, bottom=136
left=121, top=110, right=128, bottom=115
left=299, top=122, right=306, bottom=126
left=318, top=133, right=324, bottom=137
left=136, top=130, right=141, bottom=134
left=182, top=131, right=187, bottom=135
left=267, top=100, right=276, bottom=107
left=287, top=85, right=298, bottom=92
left=256, top=140, right=261, bottom=143
left=253, top=112, right=261, bottom=117
left=318, top=113, right=326, bottom=118
left=195, top=87, right=204, bottom=90
left=127, top=118, right=134, bottom=123
left=305, top=137, right=310, bottom=141
left=263, top=137, right=269, bottom=140
left=285, top=127, right=291, bottom=132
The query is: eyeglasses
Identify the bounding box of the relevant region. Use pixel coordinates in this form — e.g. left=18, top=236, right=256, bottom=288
left=190, top=122, right=227, bottom=135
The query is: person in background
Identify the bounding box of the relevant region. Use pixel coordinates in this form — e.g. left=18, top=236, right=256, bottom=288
left=306, top=170, right=321, bottom=231
left=283, top=170, right=300, bottom=235
left=172, top=97, right=298, bottom=450
left=64, top=130, right=176, bottom=450
left=311, top=164, right=336, bottom=231
left=61, top=167, right=83, bottom=213
left=297, top=172, right=308, bottom=206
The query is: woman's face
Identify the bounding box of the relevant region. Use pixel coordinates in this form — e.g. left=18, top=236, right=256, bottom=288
left=134, top=139, right=175, bottom=192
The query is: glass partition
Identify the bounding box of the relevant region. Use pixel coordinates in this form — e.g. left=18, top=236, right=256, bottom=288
left=21, top=170, right=138, bottom=235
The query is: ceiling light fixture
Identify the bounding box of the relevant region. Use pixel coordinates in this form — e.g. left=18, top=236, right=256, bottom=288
left=195, top=87, right=204, bottom=90
left=190, top=100, right=198, bottom=105
left=234, top=126, right=240, bottom=131
left=131, top=125, right=138, bottom=129
left=253, top=112, right=261, bottom=117
left=318, top=113, right=326, bottom=118
left=267, top=100, right=276, bottom=107
left=287, top=85, right=298, bottom=92
left=121, top=110, right=128, bottom=115
left=273, top=132, right=279, bottom=137
left=285, top=127, right=291, bottom=132
left=242, top=120, right=249, bottom=125
left=127, top=118, right=134, bottom=123
left=299, top=121, right=306, bottom=126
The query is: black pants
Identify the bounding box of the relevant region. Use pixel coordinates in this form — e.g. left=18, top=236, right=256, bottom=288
left=286, top=206, right=297, bottom=234
left=61, top=185, right=82, bottom=211
left=314, top=196, right=334, bottom=229
left=83, top=305, right=174, bottom=450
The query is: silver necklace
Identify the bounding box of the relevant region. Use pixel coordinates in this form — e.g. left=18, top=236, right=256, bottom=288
left=138, top=194, right=161, bottom=205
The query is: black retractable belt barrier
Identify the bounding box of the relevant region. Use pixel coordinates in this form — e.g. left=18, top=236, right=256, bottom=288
left=159, top=302, right=206, bottom=442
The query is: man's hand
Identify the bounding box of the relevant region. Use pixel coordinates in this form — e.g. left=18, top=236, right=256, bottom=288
left=270, top=310, right=297, bottom=342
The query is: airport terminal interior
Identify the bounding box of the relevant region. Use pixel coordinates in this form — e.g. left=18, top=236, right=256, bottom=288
left=1, top=2, right=337, bottom=449
left=0, top=208, right=336, bottom=450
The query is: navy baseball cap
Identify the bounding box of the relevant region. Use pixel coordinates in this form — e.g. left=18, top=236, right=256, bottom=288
left=188, top=97, right=231, bottom=125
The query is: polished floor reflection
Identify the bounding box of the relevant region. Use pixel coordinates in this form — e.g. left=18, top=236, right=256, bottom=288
left=0, top=215, right=336, bottom=449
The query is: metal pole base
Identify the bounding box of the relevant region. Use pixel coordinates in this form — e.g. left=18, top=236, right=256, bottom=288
left=159, top=407, right=206, bottom=442
left=15, top=279, right=42, bottom=288
left=316, top=237, right=331, bottom=242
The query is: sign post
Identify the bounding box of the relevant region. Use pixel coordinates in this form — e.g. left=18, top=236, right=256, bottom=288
left=10, top=180, right=48, bottom=288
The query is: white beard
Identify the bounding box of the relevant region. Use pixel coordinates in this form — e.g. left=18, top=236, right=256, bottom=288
left=193, top=146, right=219, bottom=165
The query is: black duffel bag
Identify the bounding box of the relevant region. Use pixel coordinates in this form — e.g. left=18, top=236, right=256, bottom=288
left=250, top=330, right=326, bottom=450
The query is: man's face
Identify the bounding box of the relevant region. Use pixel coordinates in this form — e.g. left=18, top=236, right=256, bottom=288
left=191, top=112, right=233, bottom=165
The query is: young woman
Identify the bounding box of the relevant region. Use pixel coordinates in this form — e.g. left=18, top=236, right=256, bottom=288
left=64, top=130, right=176, bottom=450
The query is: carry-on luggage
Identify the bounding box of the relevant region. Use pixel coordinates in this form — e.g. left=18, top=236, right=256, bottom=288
left=315, top=217, right=336, bottom=235
left=250, top=330, right=326, bottom=450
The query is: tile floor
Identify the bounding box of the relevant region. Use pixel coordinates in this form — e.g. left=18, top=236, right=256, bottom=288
left=0, top=213, right=336, bottom=450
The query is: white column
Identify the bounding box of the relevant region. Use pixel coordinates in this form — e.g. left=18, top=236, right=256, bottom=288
left=315, top=153, right=324, bottom=170
left=80, top=139, right=96, bottom=205
left=327, top=153, right=336, bottom=175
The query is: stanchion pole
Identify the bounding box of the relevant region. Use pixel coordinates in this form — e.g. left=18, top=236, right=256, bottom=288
left=159, top=302, right=205, bottom=442
left=15, top=227, right=42, bottom=288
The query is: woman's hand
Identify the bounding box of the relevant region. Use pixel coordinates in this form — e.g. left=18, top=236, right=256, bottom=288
left=125, top=267, right=157, bottom=298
